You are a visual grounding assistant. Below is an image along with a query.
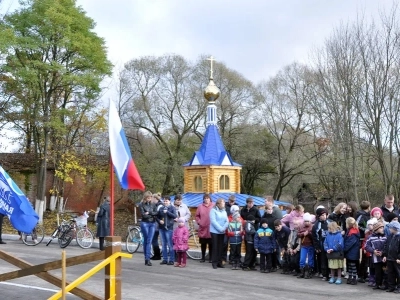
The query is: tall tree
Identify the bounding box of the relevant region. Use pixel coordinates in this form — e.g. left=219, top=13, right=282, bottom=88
left=119, top=55, right=204, bottom=195
left=0, top=0, right=112, bottom=216
left=257, top=63, right=325, bottom=200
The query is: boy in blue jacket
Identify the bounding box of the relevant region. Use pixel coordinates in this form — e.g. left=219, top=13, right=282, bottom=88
left=255, top=218, right=277, bottom=273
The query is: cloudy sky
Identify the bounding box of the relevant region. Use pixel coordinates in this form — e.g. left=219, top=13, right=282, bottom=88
left=0, top=0, right=396, bottom=150
left=0, top=0, right=396, bottom=83
left=77, top=0, right=393, bottom=83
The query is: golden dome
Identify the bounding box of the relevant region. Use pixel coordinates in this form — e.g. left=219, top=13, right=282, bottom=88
left=204, top=78, right=220, bottom=102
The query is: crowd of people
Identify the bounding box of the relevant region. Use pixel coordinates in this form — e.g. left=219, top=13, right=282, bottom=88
left=138, top=192, right=400, bottom=292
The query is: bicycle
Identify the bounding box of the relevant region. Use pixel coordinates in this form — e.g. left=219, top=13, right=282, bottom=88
left=46, top=215, right=76, bottom=248
left=125, top=224, right=160, bottom=255
left=46, top=213, right=94, bottom=249
left=74, top=212, right=94, bottom=249
left=186, top=220, right=206, bottom=260
left=20, top=223, right=45, bottom=246
left=125, top=220, right=205, bottom=260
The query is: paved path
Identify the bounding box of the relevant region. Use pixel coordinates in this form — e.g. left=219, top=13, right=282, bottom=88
left=0, top=236, right=398, bottom=299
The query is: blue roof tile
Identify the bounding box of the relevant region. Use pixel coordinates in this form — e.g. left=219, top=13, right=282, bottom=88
left=184, top=125, right=240, bottom=166
left=170, top=192, right=291, bottom=208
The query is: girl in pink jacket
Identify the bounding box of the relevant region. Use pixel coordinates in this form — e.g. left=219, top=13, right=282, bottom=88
left=281, top=205, right=316, bottom=230
left=173, top=218, right=189, bottom=267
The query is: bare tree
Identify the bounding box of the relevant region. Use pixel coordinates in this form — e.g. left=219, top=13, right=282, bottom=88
left=257, top=63, right=325, bottom=199
left=119, top=55, right=205, bottom=194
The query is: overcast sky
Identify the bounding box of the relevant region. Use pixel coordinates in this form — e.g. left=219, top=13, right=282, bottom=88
left=0, top=0, right=396, bottom=83
left=0, top=0, right=396, bottom=151
left=77, top=0, right=394, bottom=83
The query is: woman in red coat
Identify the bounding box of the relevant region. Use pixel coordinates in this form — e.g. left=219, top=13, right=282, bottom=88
left=195, top=194, right=214, bottom=262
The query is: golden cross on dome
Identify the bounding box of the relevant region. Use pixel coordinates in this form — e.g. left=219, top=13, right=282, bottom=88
left=206, top=56, right=215, bottom=79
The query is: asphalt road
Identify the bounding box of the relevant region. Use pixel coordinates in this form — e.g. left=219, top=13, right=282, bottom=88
left=0, top=235, right=399, bottom=300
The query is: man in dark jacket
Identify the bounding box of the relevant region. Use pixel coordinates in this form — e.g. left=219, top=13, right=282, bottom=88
left=264, top=196, right=283, bottom=219
left=312, top=207, right=329, bottom=280
left=381, top=194, right=399, bottom=222
left=225, top=195, right=237, bottom=217
left=383, top=221, right=400, bottom=293
left=240, top=197, right=261, bottom=230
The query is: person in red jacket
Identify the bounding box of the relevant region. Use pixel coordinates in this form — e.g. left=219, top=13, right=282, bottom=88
left=195, top=194, right=214, bottom=263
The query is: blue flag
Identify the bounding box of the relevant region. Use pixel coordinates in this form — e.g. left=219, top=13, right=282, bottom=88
left=0, top=166, right=39, bottom=233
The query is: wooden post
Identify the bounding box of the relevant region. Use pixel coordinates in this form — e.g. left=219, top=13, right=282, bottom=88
left=105, top=236, right=121, bottom=300
left=61, top=250, right=66, bottom=300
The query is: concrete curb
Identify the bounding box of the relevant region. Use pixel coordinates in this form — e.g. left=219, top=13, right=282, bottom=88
left=2, top=233, right=131, bottom=251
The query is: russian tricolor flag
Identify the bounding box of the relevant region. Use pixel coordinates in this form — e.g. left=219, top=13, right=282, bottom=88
left=108, top=100, right=145, bottom=190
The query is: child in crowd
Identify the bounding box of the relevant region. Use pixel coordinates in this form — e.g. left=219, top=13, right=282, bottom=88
left=275, top=219, right=291, bottom=274
left=356, top=200, right=370, bottom=283
left=242, top=215, right=257, bottom=271
left=172, top=218, right=189, bottom=268
left=384, top=212, right=398, bottom=237
left=365, top=222, right=387, bottom=290
left=226, top=212, right=244, bottom=270
left=312, top=207, right=329, bottom=280
left=362, top=218, right=377, bottom=286
left=297, top=212, right=314, bottom=279
left=281, top=205, right=306, bottom=230
left=254, top=219, right=276, bottom=273
left=344, top=217, right=360, bottom=285
left=263, top=204, right=279, bottom=271
left=288, top=220, right=301, bottom=276
left=382, top=221, right=400, bottom=293
left=370, top=207, right=386, bottom=225
left=285, top=204, right=295, bottom=215
left=324, top=221, right=344, bottom=285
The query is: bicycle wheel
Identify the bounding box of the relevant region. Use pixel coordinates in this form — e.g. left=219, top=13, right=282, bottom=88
left=46, top=227, right=59, bottom=246
left=126, top=227, right=141, bottom=254
left=186, top=232, right=205, bottom=260
left=21, top=224, right=45, bottom=246
left=58, top=227, right=74, bottom=248
left=76, top=227, right=94, bottom=249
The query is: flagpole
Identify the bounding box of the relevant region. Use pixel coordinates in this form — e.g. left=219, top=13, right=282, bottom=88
left=109, top=156, right=114, bottom=236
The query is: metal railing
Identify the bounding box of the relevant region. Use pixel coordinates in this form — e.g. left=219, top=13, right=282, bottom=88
left=48, top=251, right=132, bottom=300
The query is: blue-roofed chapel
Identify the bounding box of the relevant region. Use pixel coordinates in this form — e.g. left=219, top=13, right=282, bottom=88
left=182, top=57, right=242, bottom=205
left=180, top=56, right=284, bottom=208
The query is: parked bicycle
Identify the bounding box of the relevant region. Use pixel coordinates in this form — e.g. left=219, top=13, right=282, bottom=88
left=125, top=220, right=204, bottom=260
left=46, top=212, right=94, bottom=249
left=74, top=212, right=94, bottom=249
left=125, top=224, right=160, bottom=256
left=186, top=220, right=205, bottom=260
left=20, top=223, right=45, bottom=246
